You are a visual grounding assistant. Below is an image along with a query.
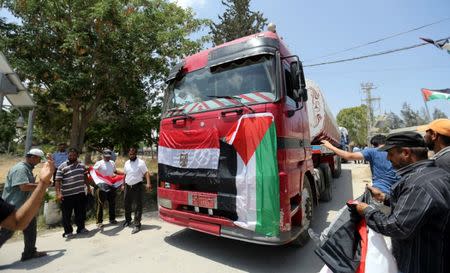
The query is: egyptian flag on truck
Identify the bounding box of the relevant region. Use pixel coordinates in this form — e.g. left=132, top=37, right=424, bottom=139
left=88, top=166, right=124, bottom=191
left=224, top=113, right=280, bottom=237
left=158, top=128, right=221, bottom=183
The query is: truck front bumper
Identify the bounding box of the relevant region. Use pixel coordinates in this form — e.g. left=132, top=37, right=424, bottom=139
left=159, top=206, right=304, bottom=245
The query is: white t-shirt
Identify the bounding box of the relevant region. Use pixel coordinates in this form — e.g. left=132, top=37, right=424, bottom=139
left=124, top=158, right=148, bottom=186
left=93, top=159, right=116, bottom=176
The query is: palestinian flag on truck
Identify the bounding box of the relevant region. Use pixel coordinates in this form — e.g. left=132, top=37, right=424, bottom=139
left=421, top=88, right=450, bottom=101
left=225, top=113, right=280, bottom=236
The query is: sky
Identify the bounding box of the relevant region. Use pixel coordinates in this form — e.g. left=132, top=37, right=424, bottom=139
left=2, top=0, right=449, bottom=118
left=173, top=0, right=450, bottom=118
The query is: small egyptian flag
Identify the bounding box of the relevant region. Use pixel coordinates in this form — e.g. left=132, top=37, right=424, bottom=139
left=420, top=37, right=450, bottom=54
left=421, top=88, right=450, bottom=102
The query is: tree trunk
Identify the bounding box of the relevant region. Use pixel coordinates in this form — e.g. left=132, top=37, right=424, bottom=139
left=70, top=102, right=82, bottom=151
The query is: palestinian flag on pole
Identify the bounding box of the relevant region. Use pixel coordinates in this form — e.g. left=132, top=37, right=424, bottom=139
left=224, top=113, right=280, bottom=236
left=421, top=88, right=450, bottom=101
left=158, top=128, right=221, bottom=183
left=88, top=166, right=124, bottom=191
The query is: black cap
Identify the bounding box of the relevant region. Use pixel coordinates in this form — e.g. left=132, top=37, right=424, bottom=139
left=378, top=131, right=425, bottom=151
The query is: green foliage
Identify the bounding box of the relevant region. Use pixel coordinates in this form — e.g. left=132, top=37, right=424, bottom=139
left=432, top=108, right=448, bottom=119
left=376, top=111, right=405, bottom=132
left=1, top=0, right=209, bottom=150
left=400, top=102, right=428, bottom=127
left=210, top=0, right=268, bottom=46
left=0, top=110, right=17, bottom=152
left=337, top=105, right=368, bottom=146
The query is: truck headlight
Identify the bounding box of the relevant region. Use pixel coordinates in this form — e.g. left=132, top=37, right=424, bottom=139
left=158, top=197, right=172, bottom=209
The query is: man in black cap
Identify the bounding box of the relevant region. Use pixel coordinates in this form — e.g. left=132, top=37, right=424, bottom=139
left=355, top=131, right=450, bottom=273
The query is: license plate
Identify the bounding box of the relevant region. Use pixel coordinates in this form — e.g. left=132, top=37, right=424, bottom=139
left=190, top=193, right=216, bottom=209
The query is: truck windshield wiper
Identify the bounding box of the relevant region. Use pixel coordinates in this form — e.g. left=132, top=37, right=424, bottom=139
left=207, top=95, right=255, bottom=113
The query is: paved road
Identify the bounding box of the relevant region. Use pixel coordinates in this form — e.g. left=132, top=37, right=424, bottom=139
left=0, top=164, right=369, bottom=273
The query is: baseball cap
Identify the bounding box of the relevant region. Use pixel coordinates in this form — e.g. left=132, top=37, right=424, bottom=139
left=378, top=131, right=426, bottom=151
left=417, top=118, right=450, bottom=137
left=27, top=148, right=46, bottom=161
left=103, top=149, right=112, bottom=157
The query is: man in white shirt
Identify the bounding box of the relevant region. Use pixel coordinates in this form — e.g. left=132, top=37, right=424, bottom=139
left=122, top=147, right=151, bottom=234
left=93, top=149, right=120, bottom=228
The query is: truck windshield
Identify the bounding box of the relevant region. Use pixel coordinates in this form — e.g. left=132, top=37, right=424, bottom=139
left=163, top=55, right=276, bottom=117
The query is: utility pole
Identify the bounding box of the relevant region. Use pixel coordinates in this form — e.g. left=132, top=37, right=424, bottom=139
left=361, top=82, right=380, bottom=146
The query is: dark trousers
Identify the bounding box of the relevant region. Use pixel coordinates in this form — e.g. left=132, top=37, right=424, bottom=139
left=124, top=182, right=143, bottom=227
left=96, top=188, right=116, bottom=223
left=0, top=217, right=37, bottom=257
left=61, top=193, right=86, bottom=234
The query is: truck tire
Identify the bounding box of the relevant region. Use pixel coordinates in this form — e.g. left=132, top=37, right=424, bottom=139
left=332, top=156, right=342, bottom=178
left=319, top=163, right=333, bottom=202
left=291, top=177, right=314, bottom=247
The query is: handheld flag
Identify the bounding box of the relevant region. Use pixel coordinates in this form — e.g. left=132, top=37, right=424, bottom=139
left=88, top=166, right=124, bottom=191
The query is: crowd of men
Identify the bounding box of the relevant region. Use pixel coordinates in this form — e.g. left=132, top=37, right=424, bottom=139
left=0, top=119, right=449, bottom=273
left=0, top=145, right=152, bottom=261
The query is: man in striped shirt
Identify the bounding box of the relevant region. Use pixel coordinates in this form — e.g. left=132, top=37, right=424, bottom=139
left=356, top=131, right=450, bottom=273
left=55, top=148, right=92, bottom=238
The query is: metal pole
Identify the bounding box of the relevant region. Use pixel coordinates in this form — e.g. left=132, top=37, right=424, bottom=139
left=424, top=101, right=431, bottom=122
left=25, top=108, right=34, bottom=154
left=0, top=94, right=4, bottom=111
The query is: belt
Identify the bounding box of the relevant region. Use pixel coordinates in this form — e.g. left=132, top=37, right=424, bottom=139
left=127, top=181, right=143, bottom=188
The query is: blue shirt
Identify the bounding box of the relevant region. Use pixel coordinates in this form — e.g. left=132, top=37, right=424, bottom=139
left=361, top=147, right=399, bottom=194
left=53, top=151, right=69, bottom=168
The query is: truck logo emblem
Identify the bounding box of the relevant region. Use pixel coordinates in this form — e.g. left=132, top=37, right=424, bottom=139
left=179, top=153, right=189, bottom=168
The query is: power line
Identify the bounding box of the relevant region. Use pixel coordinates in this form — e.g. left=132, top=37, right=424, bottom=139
left=304, top=36, right=450, bottom=68
left=305, top=17, right=450, bottom=62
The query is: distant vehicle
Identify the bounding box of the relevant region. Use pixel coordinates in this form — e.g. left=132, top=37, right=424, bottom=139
left=157, top=26, right=342, bottom=246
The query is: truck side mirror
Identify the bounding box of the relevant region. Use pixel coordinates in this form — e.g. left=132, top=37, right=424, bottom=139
left=290, top=62, right=300, bottom=91
left=298, top=61, right=308, bottom=102
left=290, top=61, right=308, bottom=102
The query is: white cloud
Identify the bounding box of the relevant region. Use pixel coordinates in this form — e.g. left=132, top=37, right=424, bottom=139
left=171, top=0, right=207, bottom=9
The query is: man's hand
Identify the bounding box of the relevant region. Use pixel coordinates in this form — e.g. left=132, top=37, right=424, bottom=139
left=56, top=192, right=64, bottom=201
left=367, top=185, right=385, bottom=202
left=356, top=202, right=369, bottom=216
left=120, top=184, right=125, bottom=191
left=321, top=140, right=333, bottom=149
left=39, top=154, right=55, bottom=187
left=145, top=183, right=152, bottom=192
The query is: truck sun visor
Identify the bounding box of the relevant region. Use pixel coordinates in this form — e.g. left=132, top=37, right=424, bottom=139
left=166, top=60, right=186, bottom=82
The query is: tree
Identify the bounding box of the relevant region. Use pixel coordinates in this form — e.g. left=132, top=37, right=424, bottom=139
left=385, top=111, right=405, bottom=130
left=400, top=102, right=427, bottom=127
left=210, top=0, right=268, bottom=46
left=433, top=108, right=448, bottom=119
left=0, top=110, right=17, bottom=152
left=336, top=105, right=368, bottom=146
left=1, top=0, right=208, bottom=151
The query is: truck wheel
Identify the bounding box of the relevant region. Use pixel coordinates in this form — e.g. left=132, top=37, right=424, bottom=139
left=291, top=177, right=314, bottom=247
left=332, top=156, right=342, bottom=178
left=319, top=163, right=333, bottom=202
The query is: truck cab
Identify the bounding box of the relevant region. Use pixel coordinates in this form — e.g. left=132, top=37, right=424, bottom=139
left=158, top=28, right=340, bottom=245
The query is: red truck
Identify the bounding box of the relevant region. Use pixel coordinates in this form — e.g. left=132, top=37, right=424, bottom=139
left=157, top=28, right=342, bottom=246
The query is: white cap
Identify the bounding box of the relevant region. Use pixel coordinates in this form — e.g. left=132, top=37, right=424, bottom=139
left=27, top=148, right=45, bottom=160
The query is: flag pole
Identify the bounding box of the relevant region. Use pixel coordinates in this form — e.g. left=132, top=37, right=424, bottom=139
left=421, top=88, right=432, bottom=121
left=424, top=100, right=431, bottom=121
